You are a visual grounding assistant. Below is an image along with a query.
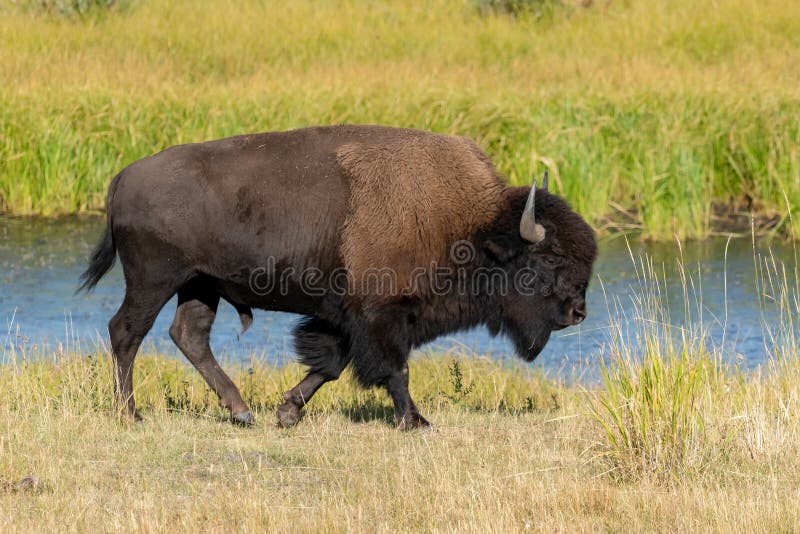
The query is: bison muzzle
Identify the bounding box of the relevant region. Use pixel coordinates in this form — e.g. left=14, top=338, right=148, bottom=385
left=79, top=125, right=597, bottom=430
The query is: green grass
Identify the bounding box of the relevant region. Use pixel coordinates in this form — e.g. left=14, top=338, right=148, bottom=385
left=1, top=0, right=799, bottom=239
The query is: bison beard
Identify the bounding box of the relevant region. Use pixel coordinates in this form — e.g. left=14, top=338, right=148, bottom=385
left=79, top=124, right=597, bottom=430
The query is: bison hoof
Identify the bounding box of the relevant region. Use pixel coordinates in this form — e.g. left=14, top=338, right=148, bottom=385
left=397, top=412, right=432, bottom=432
left=231, top=411, right=255, bottom=427
left=276, top=402, right=302, bottom=428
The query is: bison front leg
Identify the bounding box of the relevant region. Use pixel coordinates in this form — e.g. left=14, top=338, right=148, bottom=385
left=385, top=362, right=431, bottom=431
left=276, top=372, right=329, bottom=428
left=352, top=330, right=431, bottom=431
left=277, top=362, right=353, bottom=428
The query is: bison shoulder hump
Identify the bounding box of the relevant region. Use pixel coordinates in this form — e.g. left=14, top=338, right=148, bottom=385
left=336, top=133, right=505, bottom=304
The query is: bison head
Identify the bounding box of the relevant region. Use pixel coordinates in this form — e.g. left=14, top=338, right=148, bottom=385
left=479, top=175, right=597, bottom=361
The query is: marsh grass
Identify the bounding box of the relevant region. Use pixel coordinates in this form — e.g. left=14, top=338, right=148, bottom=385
left=1, top=0, right=799, bottom=239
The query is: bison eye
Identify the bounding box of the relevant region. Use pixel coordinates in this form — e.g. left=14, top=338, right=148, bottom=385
left=541, top=255, right=562, bottom=267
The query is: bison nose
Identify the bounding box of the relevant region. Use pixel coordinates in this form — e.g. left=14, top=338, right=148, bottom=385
left=571, top=301, right=587, bottom=324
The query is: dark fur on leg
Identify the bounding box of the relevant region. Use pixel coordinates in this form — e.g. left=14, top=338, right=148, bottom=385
left=348, top=325, right=431, bottom=430
left=293, top=317, right=350, bottom=379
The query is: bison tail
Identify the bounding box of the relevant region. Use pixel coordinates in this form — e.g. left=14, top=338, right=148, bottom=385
left=78, top=224, right=116, bottom=293
left=77, top=173, right=121, bottom=293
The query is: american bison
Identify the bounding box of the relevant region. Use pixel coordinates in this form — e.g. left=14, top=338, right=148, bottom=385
left=80, top=125, right=597, bottom=430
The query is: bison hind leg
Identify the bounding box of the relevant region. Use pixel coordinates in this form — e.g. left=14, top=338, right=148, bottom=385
left=277, top=318, right=351, bottom=428
left=170, top=278, right=252, bottom=425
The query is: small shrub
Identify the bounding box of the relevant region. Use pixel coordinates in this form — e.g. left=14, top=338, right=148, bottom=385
left=440, top=359, right=475, bottom=406
left=473, top=0, right=565, bottom=19
left=18, top=0, right=133, bottom=17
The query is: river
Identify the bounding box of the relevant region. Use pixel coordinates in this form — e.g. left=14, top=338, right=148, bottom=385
left=1, top=216, right=797, bottom=376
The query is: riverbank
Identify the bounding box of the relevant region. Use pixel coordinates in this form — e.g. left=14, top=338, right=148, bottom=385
left=1, top=352, right=798, bottom=531
left=2, top=0, right=799, bottom=240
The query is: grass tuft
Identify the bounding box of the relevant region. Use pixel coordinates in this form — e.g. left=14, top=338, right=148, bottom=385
left=587, top=236, right=799, bottom=483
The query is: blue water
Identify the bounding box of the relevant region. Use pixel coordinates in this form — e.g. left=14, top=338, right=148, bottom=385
left=1, top=217, right=796, bottom=374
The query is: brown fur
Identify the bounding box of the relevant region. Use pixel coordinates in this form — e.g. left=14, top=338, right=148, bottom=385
left=337, top=130, right=505, bottom=307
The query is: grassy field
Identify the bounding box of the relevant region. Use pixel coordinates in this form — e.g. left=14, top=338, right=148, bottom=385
left=2, top=1, right=800, bottom=530
left=1, top=0, right=799, bottom=239
left=0, top=351, right=798, bottom=532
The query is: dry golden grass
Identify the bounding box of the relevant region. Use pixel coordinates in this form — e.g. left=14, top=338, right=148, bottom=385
left=0, top=352, right=798, bottom=532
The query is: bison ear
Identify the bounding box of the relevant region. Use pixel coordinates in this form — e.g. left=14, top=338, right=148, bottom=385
left=482, top=238, right=520, bottom=264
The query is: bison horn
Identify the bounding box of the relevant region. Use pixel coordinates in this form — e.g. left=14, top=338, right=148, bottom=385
left=519, top=176, right=546, bottom=244
left=542, top=169, right=549, bottom=192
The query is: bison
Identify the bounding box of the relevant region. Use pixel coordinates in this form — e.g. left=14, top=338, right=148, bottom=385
left=79, top=125, right=597, bottom=430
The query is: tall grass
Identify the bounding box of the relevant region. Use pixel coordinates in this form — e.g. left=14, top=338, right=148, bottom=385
left=588, top=236, right=800, bottom=482
left=1, top=0, right=799, bottom=239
